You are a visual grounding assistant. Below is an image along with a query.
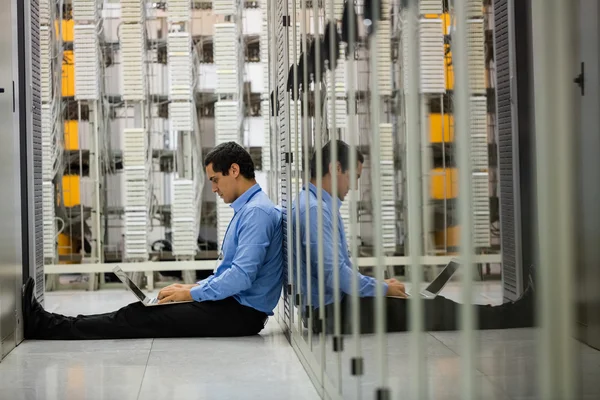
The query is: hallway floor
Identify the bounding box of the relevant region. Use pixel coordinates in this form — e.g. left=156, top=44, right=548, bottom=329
left=0, top=281, right=597, bottom=399
left=0, top=290, right=320, bottom=400
left=307, top=281, right=600, bottom=399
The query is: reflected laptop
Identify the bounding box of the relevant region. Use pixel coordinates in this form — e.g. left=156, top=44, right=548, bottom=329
left=403, top=260, right=460, bottom=299
left=112, top=266, right=193, bottom=307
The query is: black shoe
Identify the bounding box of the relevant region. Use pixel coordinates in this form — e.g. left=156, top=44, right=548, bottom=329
left=22, top=277, right=42, bottom=339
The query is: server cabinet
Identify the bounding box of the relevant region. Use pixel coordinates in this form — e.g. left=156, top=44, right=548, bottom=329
left=494, top=0, right=536, bottom=301
left=0, top=0, right=23, bottom=360
left=576, top=0, right=600, bottom=351
left=0, top=0, right=44, bottom=361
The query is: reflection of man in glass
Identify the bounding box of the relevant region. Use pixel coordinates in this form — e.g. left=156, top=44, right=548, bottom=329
left=293, top=140, right=534, bottom=334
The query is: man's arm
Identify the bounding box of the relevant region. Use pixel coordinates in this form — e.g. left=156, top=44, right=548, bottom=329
left=189, top=207, right=273, bottom=302
left=305, top=205, right=388, bottom=297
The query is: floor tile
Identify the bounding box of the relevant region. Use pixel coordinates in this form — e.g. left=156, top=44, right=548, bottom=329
left=12, top=338, right=153, bottom=354
left=0, top=365, right=145, bottom=399
left=138, top=366, right=320, bottom=400
left=0, top=350, right=151, bottom=369
left=0, top=290, right=319, bottom=400
left=0, top=385, right=141, bottom=400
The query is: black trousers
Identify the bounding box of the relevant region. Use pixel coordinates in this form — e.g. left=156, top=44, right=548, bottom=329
left=315, top=295, right=534, bottom=334
left=32, top=297, right=269, bottom=340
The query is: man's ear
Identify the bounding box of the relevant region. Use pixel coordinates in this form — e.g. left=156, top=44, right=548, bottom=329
left=230, top=163, right=240, bottom=178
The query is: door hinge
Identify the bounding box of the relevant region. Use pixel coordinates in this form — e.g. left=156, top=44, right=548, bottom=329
left=284, top=152, right=294, bottom=164
left=574, top=62, right=584, bottom=96
left=376, top=388, right=391, bottom=400
left=351, top=357, right=364, bottom=375
left=333, top=336, right=344, bottom=352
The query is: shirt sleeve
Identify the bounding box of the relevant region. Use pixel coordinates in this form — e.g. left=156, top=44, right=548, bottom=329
left=305, top=205, right=388, bottom=298
left=190, top=207, right=273, bottom=302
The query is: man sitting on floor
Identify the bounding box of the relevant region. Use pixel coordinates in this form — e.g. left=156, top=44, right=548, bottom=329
left=293, top=140, right=534, bottom=334
left=23, top=142, right=284, bottom=340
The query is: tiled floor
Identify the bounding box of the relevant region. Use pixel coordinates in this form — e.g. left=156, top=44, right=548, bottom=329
left=308, top=282, right=600, bottom=400
left=1, top=282, right=598, bottom=400
left=0, top=290, right=320, bottom=400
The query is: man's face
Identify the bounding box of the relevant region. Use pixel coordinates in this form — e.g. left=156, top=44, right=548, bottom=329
left=206, top=163, right=239, bottom=204
left=337, top=161, right=363, bottom=201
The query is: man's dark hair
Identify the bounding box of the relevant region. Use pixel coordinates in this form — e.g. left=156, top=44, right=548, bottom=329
left=310, top=140, right=365, bottom=179
left=204, top=142, right=256, bottom=179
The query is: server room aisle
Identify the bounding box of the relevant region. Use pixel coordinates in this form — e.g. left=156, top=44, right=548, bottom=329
left=0, top=290, right=320, bottom=400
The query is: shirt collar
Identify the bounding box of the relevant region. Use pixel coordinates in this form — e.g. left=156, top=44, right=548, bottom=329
left=231, top=183, right=262, bottom=213
left=308, top=182, right=342, bottom=208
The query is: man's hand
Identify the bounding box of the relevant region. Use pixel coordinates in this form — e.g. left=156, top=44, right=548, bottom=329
left=157, top=285, right=195, bottom=304
left=160, top=283, right=198, bottom=293
left=385, top=278, right=407, bottom=298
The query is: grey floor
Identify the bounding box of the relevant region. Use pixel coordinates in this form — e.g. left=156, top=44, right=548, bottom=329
left=309, top=281, right=600, bottom=400
left=0, top=290, right=320, bottom=400
left=1, top=282, right=598, bottom=400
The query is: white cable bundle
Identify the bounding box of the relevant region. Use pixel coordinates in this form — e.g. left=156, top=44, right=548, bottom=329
left=213, top=0, right=236, bottom=16
left=472, top=172, right=491, bottom=247
left=261, top=100, right=271, bottom=171
left=467, top=0, right=484, bottom=18
left=42, top=182, right=56, bottom=260
left=376, top=22, right=392, bottom=96
left=470, top=96, right=488, bottom=170
left=400, top=10, right=410, bottom=94
left=41, top=105, right=53, bottom=181
left=419, top=0, right=443, bottom=15
left=120, top=0, right=144, bottom=23
left=382, top=0, right=391, bottom=20
left=123, top=128, right=147, bottom=166
left=215, top=101, right=241, bottom=144
left=467, top=19, right=486, bottom=95
left=172, top=179, right=197, bottom=257
left=261, top=22, right=269, bottom=92
left=326, top=46, right=347, bottom=129
left=379, top=123, right=396, bottom=252
left=40, top=26, right=52, bottom=104
left=72, top=0, right=98, bottom=21
left=123, top=128, right=149, bottom=260
left=168, top=32, right=192, bottom=100
left=124, top=171, right=149, bottom=259
left=39, top=0, right=50, bottom=25
left=167, top=0, right=191, bottom=23
left=214, top=23, right=239, bottom=94
left=169, top=102, right=193, bottom=132
left=120, top=23, right=147, bottom=101
left=327, top=98, right=347, bottom=130
left=335, top=0, right=345, bottom=19
left=419, top=18, right=445, bottom=94
left=124, top=168, right=149, bottom=209
left=289, top=101, right=303, bottom=172
left=288, top=23, right=300, bottom=66
left=73, top=25, right=100, bottom=100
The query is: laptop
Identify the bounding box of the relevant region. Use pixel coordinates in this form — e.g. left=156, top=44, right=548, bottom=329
left=112, top=265, right=193, bottom=307
left=403, top=260, right=460, bottom=299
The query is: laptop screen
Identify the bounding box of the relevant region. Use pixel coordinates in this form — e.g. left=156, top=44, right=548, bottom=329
left=425, top=261, right=460, bottom=294
left=113, top=267, right=148, bottom=301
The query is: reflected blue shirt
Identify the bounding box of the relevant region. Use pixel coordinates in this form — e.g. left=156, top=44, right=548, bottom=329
left=190, top=184, right=283, bottom=315
left=292, top=183, right=388, bottom=308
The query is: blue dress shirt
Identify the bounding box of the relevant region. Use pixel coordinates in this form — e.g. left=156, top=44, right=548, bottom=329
left=190, top=184, right=283, bottom=315
left=292, top=183, right=388, bottom=308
